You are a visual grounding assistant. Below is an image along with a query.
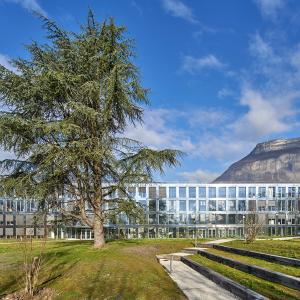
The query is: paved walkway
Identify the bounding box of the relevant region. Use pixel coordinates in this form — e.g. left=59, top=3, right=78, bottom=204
left=159, top=257, right=238, bottom=300
left=204, top=238, right=236, bottom=245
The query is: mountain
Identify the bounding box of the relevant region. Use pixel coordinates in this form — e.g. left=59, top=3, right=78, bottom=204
left=213, top=137, right=300, bottom=183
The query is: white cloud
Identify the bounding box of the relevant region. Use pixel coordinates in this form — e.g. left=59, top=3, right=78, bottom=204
left=0, top=53, right=18, bottom=73
left=179, top=169, right=219, bottom=183
left=126, top=108, right=195, bottom=152
left=254, top=0, right=285, bottom=20
left=4, top=0, right=47, bottom=16
left=162, top=0, right=198, bottom=24
left=232, top=88, right=294, bottom=139
left=217, top=88, right=234, bottom=99
left=188, top=108, right=231, bottom=128
left=182, top=54, right=224, bottom=74
left=131, top=0, right=143, bottom=15
left=249, top=33, right=275, bottom=59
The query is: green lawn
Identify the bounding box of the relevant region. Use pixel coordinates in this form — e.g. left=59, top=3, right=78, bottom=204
left=190, top=254, right=300, bottom=300
left=0, top=238, right=196, bottom=300
left=205, top=248, right=300, bottom=277
left=223, top=239, right=300, bottom=259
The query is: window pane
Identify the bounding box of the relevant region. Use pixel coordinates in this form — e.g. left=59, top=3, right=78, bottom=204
left=278, top=187, right=286, bottom=198
left=238, top=187, right=246, bottom=198
left=149, top=187, right=157, bottom=199
left=228, top=200, right=236, bottom=211
left=179, top=200, right=186, bottom=211
left=238, top=200, right=246, bottom=211
left=179, top=187, right=186, bottom=198
left=199, top=187, right=206, bottom=198
left=189, top=187, right=196, bottom=198
left=248, top=187, right=256, bottom=198
left=217, top=200, right=226, bottom=211
left=159, top=200, right=166, bottom=211
left=189, top=200, right=196, bottom=212
left=228, top=187, right=236, bottom=198
left=218, top=187, right=226, bottom=198
left=138, top=187, right=146, bottom=198
left=208, top=200, right=216, bottom=211
left=149, top=200, right=156, bottom=211
left=209, top=187, right=216, bottom=198
left=169, top=187, right=176, bottom=198
left=199, top=200, right=206, bottom=211
left=168, top=200, right=176, bottom=212
left=258, top=187, right=266, bottom=198
left=159, top=187, right=166, bottom=198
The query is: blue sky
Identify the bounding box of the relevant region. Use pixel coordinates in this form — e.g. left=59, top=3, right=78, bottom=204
left=1, top=0, right=300, bottom=182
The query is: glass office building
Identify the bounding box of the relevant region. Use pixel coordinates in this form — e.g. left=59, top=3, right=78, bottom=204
left=0, top=183, right=299, bottom=239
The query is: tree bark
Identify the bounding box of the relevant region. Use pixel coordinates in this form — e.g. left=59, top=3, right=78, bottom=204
left=93, top=215, right=105, bottom=248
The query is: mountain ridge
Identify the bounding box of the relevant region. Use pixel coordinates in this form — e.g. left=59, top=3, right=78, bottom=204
left=213, top=137, right=300, bottom=183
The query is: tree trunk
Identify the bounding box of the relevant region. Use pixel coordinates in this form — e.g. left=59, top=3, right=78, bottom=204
left=93, top=216, right=105, bottom=248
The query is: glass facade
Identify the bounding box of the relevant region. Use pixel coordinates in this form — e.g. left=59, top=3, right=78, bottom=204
left=0, top=183, right=299, bottom=239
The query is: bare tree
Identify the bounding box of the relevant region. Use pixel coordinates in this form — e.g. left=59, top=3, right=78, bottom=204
left=244, top=214, right=264, bottom=243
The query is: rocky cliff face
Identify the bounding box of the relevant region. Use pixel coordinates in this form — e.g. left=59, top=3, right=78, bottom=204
left=213, top=138, right=300, bottom=183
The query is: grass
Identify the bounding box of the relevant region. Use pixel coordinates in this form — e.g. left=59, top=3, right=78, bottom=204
left=205, top=248, right=300, bottom=277
left=223, top=239, right=300, bottom=259
left=190, top=254, right=300, bottom=300
left=0, top=238, right=197, bottom=300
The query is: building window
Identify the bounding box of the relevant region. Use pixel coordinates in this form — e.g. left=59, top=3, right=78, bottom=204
left=179, top=213, right=186, bottom=224
left=258, top=187, right=266, bottom=198
left=179, top=187, right=186, bottom=198
left=288, top=187, right=296, bottom=198
left=138, top=187, right=146, bottom=198
left=258, top=200, right=266, bottom=211
left=208, top=200, right=216, bottom=211
left=209, top=187, right=216, bottom=198
left=179, top=200, right=186, bottom=211
left=6, top=200, right=14, bottom=212
left=199, top=200, right=206, bottom=211
left=199, top=187, right=206, bottom=198
left=238, top=200, right=246, bottom=211
left=217, top=200, right=226, bottom=211
left=188, top=214, right=196, bottom=224
left=277, top=200, right=285, bottom=211
left=248, top=187, right=256, bottom=198
left=149, top=200, right=156, bottom=211
left=159, top=187, right=166, bottom=198
left=189, top=200, right=196, bottom=212
left=0, top=200, right=3, bottom=212
left=169, top=187, right=176, bottom=198
left=189, top=187, right=196, bottom=198
left=168, top=200, right=176, bottom=212
left=228, top=187, right=236, bottom=198
left=216, top=214, right=226, bottom=224
left=199, top=214, right=206, bottom=224
left=238, top=187, right=246, bottom=198
left=159, top=214, right=167, bottom=224
left=168, top=214, right=177, bottom=224
left=149, top=214, right=157, bottom=224
left=128, top=187, right=136, bottom=197
left=268, top=187, right=275, bottom=198
left=16, top=200, right=25, bottom=212
left=228, top=200, right=236, bottom=211
left=278, top=187, right=286, bottom=198
left=159, top=200, right=166, bottom=211
left=218, top=187, right=226, bottom=198
left=149, top=187, right=157, bottom=199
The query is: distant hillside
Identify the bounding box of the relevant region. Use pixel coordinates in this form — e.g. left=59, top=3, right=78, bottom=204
left=213, top=137, right=300, bottom=183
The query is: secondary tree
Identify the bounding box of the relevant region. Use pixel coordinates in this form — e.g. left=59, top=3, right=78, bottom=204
left=0, top=11, right=181, bottom=248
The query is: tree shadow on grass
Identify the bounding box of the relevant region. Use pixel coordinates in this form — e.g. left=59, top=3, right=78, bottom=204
left=0, top=245, right=80, bottom=298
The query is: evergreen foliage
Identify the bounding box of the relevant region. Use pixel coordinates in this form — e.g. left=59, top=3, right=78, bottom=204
left=0, top=11, right=181, bottom=247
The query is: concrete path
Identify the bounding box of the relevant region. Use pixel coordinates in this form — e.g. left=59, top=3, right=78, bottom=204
left=204, top=238, right=236, bottom=245
left=159, top=258, right=238, bottom=300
